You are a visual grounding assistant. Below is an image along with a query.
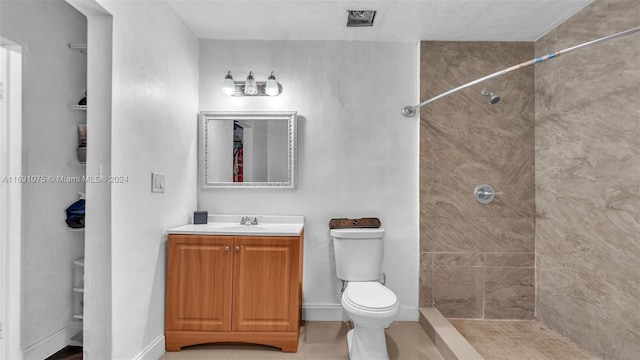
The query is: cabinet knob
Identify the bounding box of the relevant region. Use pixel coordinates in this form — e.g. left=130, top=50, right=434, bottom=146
left=224, top=245, right=230, bottom=252
left=234, top=245, right=240, bottom=252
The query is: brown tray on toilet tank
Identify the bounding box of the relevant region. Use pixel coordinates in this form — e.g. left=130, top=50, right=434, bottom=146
left=329, top=218, right=381, bottom=229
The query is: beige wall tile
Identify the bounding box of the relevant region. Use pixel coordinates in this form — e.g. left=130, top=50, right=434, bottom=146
left=433, top=266, right=484, bottom=318
left=535, top=0, right=640, bottom=357
left=433, top=252, right=484, bottom=267
left=420, top=40, right=535, bottom=320
left=419, top=252, right=434, bottom=307
left=484, top=252, right=534, bottom=267
left=484, top=267, right=535, bottom=319
left=423, top=217, right=534, bottom=253
left=422, top=182, right=534, bottom=219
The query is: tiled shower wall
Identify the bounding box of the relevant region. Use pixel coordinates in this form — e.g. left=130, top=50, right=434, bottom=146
left=419, top=41, right=535, bottom=319
left=535, top=0, right=640, bottom=358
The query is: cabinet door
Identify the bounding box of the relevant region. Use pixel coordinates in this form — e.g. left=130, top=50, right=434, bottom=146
left=232, top=236, right=300, bottom=332
left=166, top=235, right=233, bottom=332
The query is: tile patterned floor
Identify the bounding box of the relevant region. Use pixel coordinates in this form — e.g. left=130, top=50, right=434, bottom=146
left=160, top=321, right=444, bottom=360
left=449, top=319, right=598, bottom=360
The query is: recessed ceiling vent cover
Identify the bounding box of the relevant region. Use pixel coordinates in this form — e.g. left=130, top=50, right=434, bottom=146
left=346, top=10, right=376, bottom=27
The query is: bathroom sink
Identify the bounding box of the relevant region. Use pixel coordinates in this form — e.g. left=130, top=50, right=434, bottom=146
left=167, top=215, right=304, bottom=236
left=215, top=225, right=270, bottom=232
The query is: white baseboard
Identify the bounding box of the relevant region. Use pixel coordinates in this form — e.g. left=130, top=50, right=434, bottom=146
left=133, top=334, right=165, bottom=360
left=23, top=327, right=69, bottom=360
left=303, top=304, right=418, bottom=321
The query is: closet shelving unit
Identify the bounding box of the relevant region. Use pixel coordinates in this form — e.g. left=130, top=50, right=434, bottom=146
left=68, top=43, right=87, bottom=343
left=69, top=104, right=87, bottom=167
left=68, top=43, right=87, bottom=53
left=72, top=258, right=84, bottom=320
left=68, top=105, right=87, bottom=111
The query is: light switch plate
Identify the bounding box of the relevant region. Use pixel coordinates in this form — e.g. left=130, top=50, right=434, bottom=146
left=151, top=173, right=165, bottom=193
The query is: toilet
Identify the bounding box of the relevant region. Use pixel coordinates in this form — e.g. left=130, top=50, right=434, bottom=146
left=331, top=228, right=400, bottom=360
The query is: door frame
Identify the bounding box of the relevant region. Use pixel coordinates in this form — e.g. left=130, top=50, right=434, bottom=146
left=0, top=35, right=23, bottom=360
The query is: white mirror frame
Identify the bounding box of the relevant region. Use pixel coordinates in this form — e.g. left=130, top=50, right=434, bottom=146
left=199, top=111, right=297, bottom=189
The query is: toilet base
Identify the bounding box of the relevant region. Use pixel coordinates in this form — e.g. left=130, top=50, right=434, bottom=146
left=346, top=326, right=390, bottom=360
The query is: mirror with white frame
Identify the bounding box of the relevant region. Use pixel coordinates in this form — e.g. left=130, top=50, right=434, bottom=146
left=199, top=111, right=297, bottom=189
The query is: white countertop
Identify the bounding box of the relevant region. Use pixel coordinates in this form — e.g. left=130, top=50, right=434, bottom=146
left=168, top=215, right=304, bottom=236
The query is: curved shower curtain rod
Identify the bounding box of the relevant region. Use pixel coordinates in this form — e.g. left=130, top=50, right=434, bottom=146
left=401, top=25, right=640, bottom=117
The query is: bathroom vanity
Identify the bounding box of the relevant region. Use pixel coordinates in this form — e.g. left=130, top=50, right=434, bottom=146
left=165, top=216, right=304, bottom=352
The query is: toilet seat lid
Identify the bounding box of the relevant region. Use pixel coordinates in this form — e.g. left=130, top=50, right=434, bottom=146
left=343, top=282, right=398, bottom=312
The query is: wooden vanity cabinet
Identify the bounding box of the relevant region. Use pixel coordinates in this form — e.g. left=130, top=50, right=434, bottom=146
left=165, top=232, right=303, bottom=352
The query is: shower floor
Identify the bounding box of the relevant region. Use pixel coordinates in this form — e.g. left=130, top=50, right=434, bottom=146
left=449, top=319, right=597, bottom=360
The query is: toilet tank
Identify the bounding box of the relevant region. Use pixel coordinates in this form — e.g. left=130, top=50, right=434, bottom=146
left=331, top=228, right=385, bottom=281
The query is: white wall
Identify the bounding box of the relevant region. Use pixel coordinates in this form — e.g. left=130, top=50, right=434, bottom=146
left=198, top=40, right=420, bottom=320
left=0, top=1, right=87, bottom=357
left=90, top=1, right=199, bottom=358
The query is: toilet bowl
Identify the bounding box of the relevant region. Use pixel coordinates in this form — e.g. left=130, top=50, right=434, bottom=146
left=330, top=227, right=400, bottom=360
left=341, top=281, right=400, bottom=360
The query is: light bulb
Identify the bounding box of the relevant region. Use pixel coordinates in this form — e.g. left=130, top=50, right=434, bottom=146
left=244, top=71, right=258, bottom=95
left=265, top=71, right=279, bottom=96
left=222, top=71, right=235, bottom=95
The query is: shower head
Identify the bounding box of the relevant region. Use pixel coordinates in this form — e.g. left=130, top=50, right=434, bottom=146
left=481, top=88, right=501, bottom=104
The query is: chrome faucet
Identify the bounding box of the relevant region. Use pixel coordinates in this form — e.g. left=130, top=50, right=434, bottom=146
left=240, top=216, right=259, bottom=225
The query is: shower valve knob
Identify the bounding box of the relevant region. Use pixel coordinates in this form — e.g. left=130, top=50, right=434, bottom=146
left=474, top=184, right=502, bottom=205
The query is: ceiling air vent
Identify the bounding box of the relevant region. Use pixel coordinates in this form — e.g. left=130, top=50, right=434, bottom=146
left=346, top=10, right=376, bottom=27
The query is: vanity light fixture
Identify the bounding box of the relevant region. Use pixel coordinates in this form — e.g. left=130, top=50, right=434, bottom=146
left=221, top=71, right=283, bottom=97
left=265, top=72, right=279, bottom=96
left=222, top=71, right=235, bottom=95
left=244, top=71, right=258, bottom=95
